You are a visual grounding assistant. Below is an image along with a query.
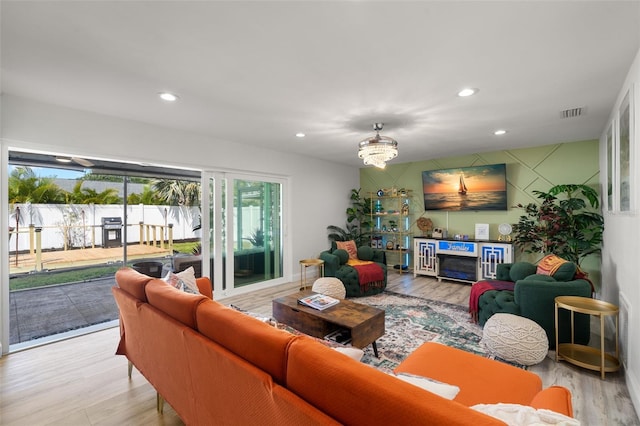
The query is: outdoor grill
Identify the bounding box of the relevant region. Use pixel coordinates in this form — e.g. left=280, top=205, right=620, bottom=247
left=101, top=217, right=122, bottom=248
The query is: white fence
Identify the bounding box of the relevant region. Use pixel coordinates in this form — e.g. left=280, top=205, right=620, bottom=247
left=8, top=203, right=200, bottom=252
left=8, top=203, right=263, bottom=253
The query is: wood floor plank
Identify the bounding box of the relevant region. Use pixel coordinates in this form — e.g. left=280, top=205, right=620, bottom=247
left=1, top=273, right=637, bottom=425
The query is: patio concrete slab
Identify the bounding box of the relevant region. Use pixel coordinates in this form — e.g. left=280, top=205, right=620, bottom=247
left=9, top=278, right=119, bottom=345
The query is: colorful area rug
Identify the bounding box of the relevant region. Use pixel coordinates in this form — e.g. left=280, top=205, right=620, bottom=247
left=235, top=290, right=523, bottom=373
left=354, top=291, right=501, bottom=372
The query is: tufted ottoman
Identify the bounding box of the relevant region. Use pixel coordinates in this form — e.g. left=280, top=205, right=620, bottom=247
left=482, top=313, right=549, bottom=366
left=312, top=277, right=346, bottom=299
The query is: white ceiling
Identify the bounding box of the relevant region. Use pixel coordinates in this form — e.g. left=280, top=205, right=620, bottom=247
left=2, top=1, right=639, bottom=168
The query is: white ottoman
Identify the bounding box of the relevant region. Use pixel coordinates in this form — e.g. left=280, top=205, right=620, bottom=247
left=482, top=313, right=549, bottom=366
left=312, top=277, right=346, bottom=299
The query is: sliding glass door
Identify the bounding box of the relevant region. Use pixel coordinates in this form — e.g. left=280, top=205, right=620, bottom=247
left=206, top=172, right=286, bottom=297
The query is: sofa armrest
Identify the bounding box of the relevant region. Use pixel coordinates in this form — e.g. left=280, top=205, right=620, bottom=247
left=529, top=386, right=573, bottom=417
left=319, top=251, right=339, bottom=277
left=372, top=249, right=386, bottom=265
left=514, top=278, right=592, bottom=346
left=495, top=263, right=514, bottom=281
left=196, top=277, right=213, bottom=299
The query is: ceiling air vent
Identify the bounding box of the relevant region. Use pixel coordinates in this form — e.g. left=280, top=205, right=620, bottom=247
left=560, top=107, right=585, bottom=119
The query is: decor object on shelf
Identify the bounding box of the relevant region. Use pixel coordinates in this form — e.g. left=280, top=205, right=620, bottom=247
left=416, top=217, right=433, bottom=235
left=512, top=183, right=604, bottom=266
left=475, top=223, right=489, bottom=240
left=498, top=223, right=512, bottom=241
left=482, top=313, right=549, bottom=366
left=358, top=123, right=398, bottom=169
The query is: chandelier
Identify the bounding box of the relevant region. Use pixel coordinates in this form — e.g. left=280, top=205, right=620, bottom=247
left=358, top=123, right=398, bottom=169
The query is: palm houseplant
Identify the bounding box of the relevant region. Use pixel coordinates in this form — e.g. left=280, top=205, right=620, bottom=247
left=326, top=188, right=372, bottom=247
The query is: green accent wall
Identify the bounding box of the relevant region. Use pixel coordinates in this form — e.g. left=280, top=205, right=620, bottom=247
left=360, top=139, right=601, bottom=286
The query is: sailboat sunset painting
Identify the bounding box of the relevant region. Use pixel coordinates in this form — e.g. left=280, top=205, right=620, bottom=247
left=422, top=164, right=507, bottom=211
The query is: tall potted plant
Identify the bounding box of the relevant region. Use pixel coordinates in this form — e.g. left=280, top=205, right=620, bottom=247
left=327, top=188, right=372, bottom=247
left=512, top=184, right=604, bottom=266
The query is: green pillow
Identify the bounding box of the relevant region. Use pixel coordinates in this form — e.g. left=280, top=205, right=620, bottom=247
left=357, top=246, right=374, bottom=261
left=552, top=262, right=577, bottom=281
left=332, top=249, right=349, bottom=265
left=509, top=262, right=537, bottom=282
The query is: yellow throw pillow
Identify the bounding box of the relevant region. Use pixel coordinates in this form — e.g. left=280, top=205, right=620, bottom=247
left=336, top=240, right=358, bottom=260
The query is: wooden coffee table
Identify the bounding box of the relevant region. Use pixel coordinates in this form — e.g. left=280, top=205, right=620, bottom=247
left=272, top=290, right=385, bottom=357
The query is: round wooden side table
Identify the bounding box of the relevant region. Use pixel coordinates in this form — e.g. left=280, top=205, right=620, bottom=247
left=555, top=295, right=620, bottom=379
left=299, top=258, right=324, bottom=291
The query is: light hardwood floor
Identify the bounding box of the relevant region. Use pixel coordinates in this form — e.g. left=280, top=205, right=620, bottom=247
left=1, top=274, right=637, bottom=425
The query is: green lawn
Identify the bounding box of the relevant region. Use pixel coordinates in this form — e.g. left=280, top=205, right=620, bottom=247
left=10, top=241, right=200, bottom=291
left=10, top=265, right=123, bottom=290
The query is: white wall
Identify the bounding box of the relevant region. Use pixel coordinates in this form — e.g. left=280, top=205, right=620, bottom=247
left=600, top=48, right=640, bottom=417
left=0, top=94, right=359, bottom=354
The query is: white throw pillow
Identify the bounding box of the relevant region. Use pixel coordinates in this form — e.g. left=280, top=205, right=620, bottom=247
left=471, top=403, right=580, bottom=425
left=394, top=373, right=460, bottom=400
left=333, top=347, right=364, bottom=362
left=163, top=267, right=199, bottom=294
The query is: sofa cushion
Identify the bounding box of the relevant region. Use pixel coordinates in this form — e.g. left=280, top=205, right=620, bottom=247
left=395, top=342, right=542, bottom=406
left=509, top=262, right=537, bottom=282
left=196, top=300, right=295, bottom=384
left=145, top=279, right=208, bottom=329
left=336, top=240, right=358, bottom=259
left=357, top=245, right=374, bottom=261
left=115, top=267, right=154, bottom=302
left=332, top=249, right=349, bottom=265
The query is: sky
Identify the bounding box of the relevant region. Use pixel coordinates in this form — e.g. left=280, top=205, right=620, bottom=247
left=9, top=165, right=86, bottom=179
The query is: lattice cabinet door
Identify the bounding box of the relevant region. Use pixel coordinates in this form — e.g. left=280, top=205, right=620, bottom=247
left=478, top=242, right=513, bottom=280
left=414, top=238, right=437, bottom=277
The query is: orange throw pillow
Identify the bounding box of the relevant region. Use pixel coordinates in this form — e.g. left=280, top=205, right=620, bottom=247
left=336, top=240, right=358, bottom=260
left=536, top=254, right=568, bottom=276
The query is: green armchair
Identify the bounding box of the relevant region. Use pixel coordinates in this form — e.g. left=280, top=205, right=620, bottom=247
left=319, top=245, right=387, bottom=297
left=476, top=261, right=592, bottom=348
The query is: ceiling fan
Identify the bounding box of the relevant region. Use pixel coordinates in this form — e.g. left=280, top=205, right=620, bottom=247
left=55, top=156, right=95, bottom=168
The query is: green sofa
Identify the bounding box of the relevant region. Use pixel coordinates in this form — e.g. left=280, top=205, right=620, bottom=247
left=319, top=245, right=387, bottom=297
left=476, top=261, right=592, bottom=348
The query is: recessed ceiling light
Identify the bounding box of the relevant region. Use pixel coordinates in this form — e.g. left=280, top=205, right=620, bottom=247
left=55, top=156, right=72, bottom=163
left=494, top=129, right=507, bottom=135
left=458, top=88, right=478, bottom=97
left=295, top=133, right=306, bottom=138
left=158, top=92, right=179, bottom=102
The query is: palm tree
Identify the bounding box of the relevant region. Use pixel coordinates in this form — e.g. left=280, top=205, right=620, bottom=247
left=127, top=184, right=163, bottom=205
left=8, top=166, right=66, bottom=204
left=67, top=181, right=122, bottom=204
left=152, top=179, right=201, bottom=206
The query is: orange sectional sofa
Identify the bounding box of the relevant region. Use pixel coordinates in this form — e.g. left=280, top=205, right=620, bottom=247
left=112, top=267, right=573, bottom=425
